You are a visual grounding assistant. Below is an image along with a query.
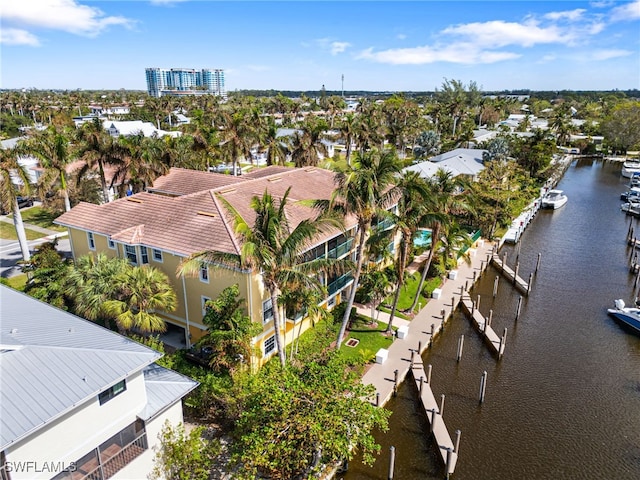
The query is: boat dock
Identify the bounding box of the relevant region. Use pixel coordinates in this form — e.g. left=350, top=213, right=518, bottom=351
left=459, top=295, right=506, bottom=358
left=502, top=197, right=541, bottom=245
left=360, top=239, right=495, bottom=476
left=490, top=253, right=531, bottom=295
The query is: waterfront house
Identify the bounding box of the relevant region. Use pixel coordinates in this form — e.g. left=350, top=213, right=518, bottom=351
left=406, top=148, right=487, bottom=182
left=54, top=166, right=361, bottom=366
left=0, top=285, right=198, bottom=480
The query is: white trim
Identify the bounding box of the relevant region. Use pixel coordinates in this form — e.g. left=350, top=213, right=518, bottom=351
left=107, top=236, right=116, bottom=250
left=199, top=265, right=209, bottom=283
left=152, top=248, right=163, bottom=263
left=201, top=295, right=211, bottom=317
left=181, top=275, right=191, bottom=348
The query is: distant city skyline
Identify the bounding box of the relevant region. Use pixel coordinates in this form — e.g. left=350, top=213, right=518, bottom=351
left=2, top=1, right=639, bottom=92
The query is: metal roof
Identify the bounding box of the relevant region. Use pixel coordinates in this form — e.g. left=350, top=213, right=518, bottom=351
left=138, top=364, right=198, bottom=421
left=0, top=286, right=162, bottom=450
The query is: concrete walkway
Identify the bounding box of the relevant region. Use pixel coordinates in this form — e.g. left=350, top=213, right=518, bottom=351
left=361, top=238, right=496, bottom=406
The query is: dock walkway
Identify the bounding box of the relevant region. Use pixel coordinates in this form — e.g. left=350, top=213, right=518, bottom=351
left=490, top=254, right=531, bottom=295
left=459, top=296, right=506, bottom=358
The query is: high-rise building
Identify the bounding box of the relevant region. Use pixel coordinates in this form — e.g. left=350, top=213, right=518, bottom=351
left=145, top=68, right=225, bottom=97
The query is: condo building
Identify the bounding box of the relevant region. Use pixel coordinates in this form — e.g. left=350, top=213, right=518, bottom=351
left=145, top=68, right=225, bottom=97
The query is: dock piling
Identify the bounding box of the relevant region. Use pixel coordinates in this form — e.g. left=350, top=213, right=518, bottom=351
left=427, top=364, right=432, bottom=384
left=429, top=408, right=437, bottom=433
left=431, top=323, right=436, bottom=345
left=535, top=253, right=541, bottom=273
left=445, top=448, right=453, bottom=480
left=479, top=371, right=487, bottom=404
left=410, top=349, right=415, bottom=367
left=388, top=446, right=396, bottom=480
left=514, top=262, right=520, bottom=285
left=515, top=296, right=523, bottom=321
left=418, top=340, right=422, bottom=354
left=419, top=376, right=424, bottom=395
left=376, top=392, right=380, bottom=406
left=454, top=430, right=461, bottom=454
left=476, top=294, right=481, bottom=312
left=528, top=273, right=533, bottom=294
left=451, top=297, right=455, bottom=317
left=440, top=394, right=446, bottom=416
left=493, top=275, right=499, bottom=297
left=456, top=335, right=464, bottom=362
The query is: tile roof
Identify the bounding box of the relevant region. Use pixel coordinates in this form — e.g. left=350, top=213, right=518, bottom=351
left=56, top=166, right=353, bottom=257
left=0, top=286, right=162, bottom=450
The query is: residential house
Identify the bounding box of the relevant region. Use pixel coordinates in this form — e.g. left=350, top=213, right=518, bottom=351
left=102, top=121, right=181, bottom=139
left=406, top=148, right=487, bottom=182
left=0, top=285, right=198, bottom=480
left=54, top=166, right=360, bottom=366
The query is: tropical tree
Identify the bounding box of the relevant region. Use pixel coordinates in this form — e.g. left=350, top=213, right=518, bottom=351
left=0, top=147, right=32, bottom=260
left=217, top=107, right=259, bottom=175
left=550, top=103, right=575, bottom=146
left=114, top=133, right=170, bottom=194
left=179, top=187, right=347, bottom=367
left=318, top=149, right=403, bottom=349
left=289, top=116, right=329, bottom=167
left=199, top=284, right=261, bottom=374
left=410, top=169, right=470, bottom=312
left=413, top=130, right=442, bottom=160
left=259, top=117, right=289, bottom=166
left=601, top=102, right=640, bottom=154
left=335, top=112, right=357, bottom=165
left=102, top=265, right=177, bottom=334
left=23, top=126, right=74, bottom=211
left=21, top=240, right=70, bottom=308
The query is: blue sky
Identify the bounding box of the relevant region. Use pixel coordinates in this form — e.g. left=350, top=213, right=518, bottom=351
left=2, top=1, right=639, bottom=92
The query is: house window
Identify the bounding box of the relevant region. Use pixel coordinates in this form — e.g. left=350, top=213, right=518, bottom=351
left=87, top=232, right=95, bottom=250
left=201, top=296, right=211, bottom=317
left=264, top=335, right=276, bottom=356
left=108, top=237, right=116, bottom=249
left=98, top=379, right=126, bottom=405
left=199, top=265, right=209, bottom=283
left=262, top=298, right=274, bottom=324
left=124, top=245, right=137, bottom=264
left=328, top=296, right=336, bottom=308
left=140, top=246, right=149, bottom=265
left=152, top=249, right=163, bottom=262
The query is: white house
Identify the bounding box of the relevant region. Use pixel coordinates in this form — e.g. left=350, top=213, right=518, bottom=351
left=0, top=286, right=198, bottom=480
left=102, top=121, right=181, bottom=139
left=406, top=148, right=487, bottom=182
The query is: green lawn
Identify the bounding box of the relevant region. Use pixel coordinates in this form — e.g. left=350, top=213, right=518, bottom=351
left=0, top=222, right=46, bottom=240
left=382, top=272, right=432, bottom=312
left=19, top=207, right=66, bottom=232
left=1, top=274, right=28, bottom=291
left=339, top=315, right=396, bottom=364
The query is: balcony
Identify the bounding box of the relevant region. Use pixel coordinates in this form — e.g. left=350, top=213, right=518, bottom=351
left=328, top=238, right=354, bottom=259
left=327, top=274, right=353, bottom=296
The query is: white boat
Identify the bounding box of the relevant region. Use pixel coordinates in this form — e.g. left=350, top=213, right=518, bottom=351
left=621, top=160, right=640, bottom=178
left=621, top=201, right=640, bottom=216
left=541, top=189, right=568, bottom=209
left=621, top=186, right=640, bottom=201
left=607, top=299, right=640, bottom=335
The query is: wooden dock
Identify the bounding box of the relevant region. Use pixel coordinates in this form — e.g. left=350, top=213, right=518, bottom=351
left=459, top=296, right=506, bottom=358
left=490, top=254, right=530, bottom=295
left=410, top=364, right=458, bottom=475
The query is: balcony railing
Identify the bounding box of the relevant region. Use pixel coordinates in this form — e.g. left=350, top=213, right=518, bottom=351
left=328, top=238, right=354, bottom=259
left=78, top=433, right=148, bottom=480
left=328, top=274, right=353, bottom=296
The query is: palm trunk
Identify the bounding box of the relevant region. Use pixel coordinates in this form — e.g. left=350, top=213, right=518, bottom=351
left=12, top=202, right=31, bottom=261
left=410, top=224, right=440, bottom=312
left=60, top=171, right=71, bottom=211
left=98, top=159, right=110, bottom=203
left=270, top=290, right=286, bottom=367
left=386, top=238, right=409, bottom=332
left=336, top=222, right=368, bottom=349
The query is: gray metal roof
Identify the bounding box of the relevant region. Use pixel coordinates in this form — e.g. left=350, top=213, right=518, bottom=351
left=138, top=364, right=198, bottom=421
left=0, top=286, right=162, bottom=450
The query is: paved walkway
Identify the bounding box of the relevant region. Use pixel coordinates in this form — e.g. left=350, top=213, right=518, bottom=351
left=361, top=238, right=496, bottom=406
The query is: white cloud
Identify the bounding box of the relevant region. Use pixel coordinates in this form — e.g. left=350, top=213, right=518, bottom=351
left=357, top=43, right=519, bottom=65
left=397, top=33, right=407, bottom=40
left=330, top=41, right=350, bottom=55
left=0, top=28, right=40, bottom=46
left=591, top=48, right=633, bottom=60
left=3, top=0, right=134, bottom=37
left=544, top=9, right=587, bottom=21
left=442, top=20, right=568, bottom=48
left=609, top=0, right=640, bottom=21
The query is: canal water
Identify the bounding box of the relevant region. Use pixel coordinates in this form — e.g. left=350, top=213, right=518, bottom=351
left=342, top=158, right=640, bottom=479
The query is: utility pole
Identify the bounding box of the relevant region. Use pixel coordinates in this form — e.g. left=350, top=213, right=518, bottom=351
left=341, top=74, right=344, bottom=98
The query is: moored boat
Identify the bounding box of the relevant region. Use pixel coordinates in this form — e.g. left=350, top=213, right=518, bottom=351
left=621, top=160, right=640, bottom=178
left=541, top=189, right=568, bottom=209
left=607, top=299, right=640, bottom=335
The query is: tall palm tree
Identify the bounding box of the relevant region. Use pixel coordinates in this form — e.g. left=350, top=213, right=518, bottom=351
left=113, top=133, right=170, bottom=195
left=410, top=169, right=470, bottom=312
left=102, top=265, right=177, bottom=334
left=75, top=117, right=128, bottom=203
left=336, top=112, right=357, bottom=165
left=382, top=171, right=429, bottom=332
left=179, top=187, right=347, bottom=367
left=289, top=117, right=329, bottom=167
left=23, top=126, right=74, bottom=211
left=218, top=107, right=258, bottom=175
left=0, top=147, right=33, bottom=261
left=317, top=149, right=403, bottom=349
left=260, top=117, right=290, bottom=166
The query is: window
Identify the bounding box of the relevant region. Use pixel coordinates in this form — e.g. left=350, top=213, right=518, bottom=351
left=201, top=296, right=211, bottom=317
left=264, top=335, right=276, bottom=356
left=125, top=245, right=137, bottom=264
left=328, top=296, right=336, bottom=308
left=87, top=232, right=95, bottom=250
left=108, top=237, right=116, bottom=249
left=199, top=265, right=209, bottom=283
left=98, top=379, right=126, bottom=405
left=140, top=246, right=149, bottom=265
left=152, top=249, right=163, bottom=262
left=262, top=298, right=274, bottom=324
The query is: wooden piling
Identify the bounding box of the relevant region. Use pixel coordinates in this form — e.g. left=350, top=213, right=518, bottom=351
left=456, top=335, right=464, bottom=362
left=476, top=294, right=481, bottom=312
left=430, top=408, right=437, bottom=433
left=535, top=253, right=541, bottom=273
left=479, top=371, right=487, bottom=404
left=515, top=296, right=523, bottom=321
left=388, top=446, right=395, bottom=480
left=528, top=273, right=533, bottom=294
left=419, top=376, right=424, bottom=395
left=445, top=449, right=453, bottom=479
left=493, top=275, right=499, bottom=297
left=454, top=430, right=461, bottom=454
left=376, top=392, right=380, bottom=406
left=410, top=349, right=415, bottom=367
left=514, top=262, right=520, bottom=284
left=427, top=364, right=432, bottom=384
left=440, top=394, right=446, bottom=416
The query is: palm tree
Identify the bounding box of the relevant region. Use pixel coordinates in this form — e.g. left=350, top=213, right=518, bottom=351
left=382, top=171, right=429, bottom=332
left=317, top=149, right=403, bottom=349
left=0, top=147, right=33, bottom=261
left=66, top=253, right=130, bottom=323
left=289, top=117, right=329, bottom=167
left=410, top=169, right=470, bottom=312
left=75, top=117, right=128, bottom=202
left=179, top=187, right=346, bottom=367
left=260, top=117, right=290, bottom=166
left=23, top=126, right=74, bottom=211
left=217, top=108, right=258, bottom=175
left=113, top=133, right=170, bottom=195
left=336, top=112, right=357, bottom=165
left=102, top=265, right=177, bottom=334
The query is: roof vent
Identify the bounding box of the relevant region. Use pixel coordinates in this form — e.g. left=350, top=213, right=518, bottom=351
left=68, top=328, right=74, bottom=333
left=10, top=328, right=18, bottom=334
left=197, top=211, right=216, bottom=218
left=82, top=376, right=88, bottom=382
